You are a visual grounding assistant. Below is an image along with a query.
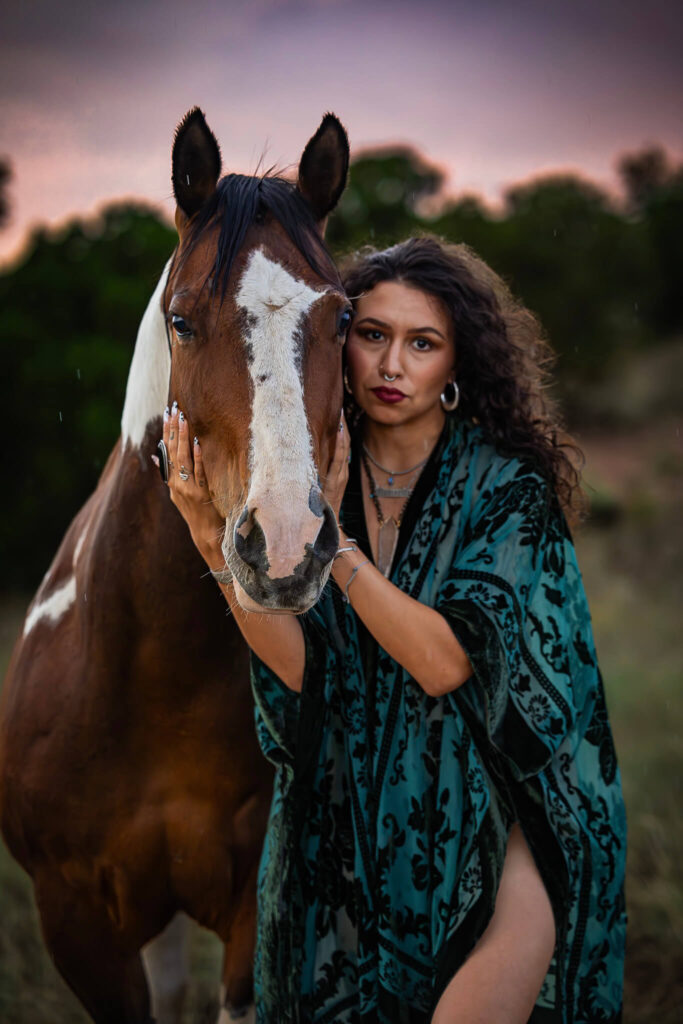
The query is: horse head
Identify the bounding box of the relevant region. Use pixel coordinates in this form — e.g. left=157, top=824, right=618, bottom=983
left=166, top=109, right=350, bottom=614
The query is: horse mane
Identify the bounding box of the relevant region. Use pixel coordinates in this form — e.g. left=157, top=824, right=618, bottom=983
left=174, top=173, right=340, bottom=302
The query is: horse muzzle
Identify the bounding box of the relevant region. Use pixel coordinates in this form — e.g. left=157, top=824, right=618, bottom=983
left=227, top=483, right=339, bottom=613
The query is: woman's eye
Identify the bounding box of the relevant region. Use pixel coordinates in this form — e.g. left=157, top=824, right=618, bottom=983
left=337, top=309, right=353, bottom=337
left=364, top=329, right=384, bottom=342
left=172, top=315, right=192, bottom=339
left=413, top=337, right=432, bottom=351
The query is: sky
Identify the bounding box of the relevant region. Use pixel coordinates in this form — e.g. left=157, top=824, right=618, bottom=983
left=1, top=0, right=681, bottom=265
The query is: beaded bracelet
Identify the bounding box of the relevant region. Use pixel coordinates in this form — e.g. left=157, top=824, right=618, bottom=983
left=343, top=558, right=370, bottom=603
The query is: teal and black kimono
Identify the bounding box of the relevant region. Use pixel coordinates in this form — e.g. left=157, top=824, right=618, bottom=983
left=251, top=415, right=627, bottom=1024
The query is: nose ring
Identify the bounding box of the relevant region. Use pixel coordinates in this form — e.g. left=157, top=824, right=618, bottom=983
left=382, top=372, right=398, bottom=382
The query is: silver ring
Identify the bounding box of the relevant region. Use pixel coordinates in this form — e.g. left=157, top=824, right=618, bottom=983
left=382, top=372, right=397, bottom=382
left=179, top=469, right=190, bottom=481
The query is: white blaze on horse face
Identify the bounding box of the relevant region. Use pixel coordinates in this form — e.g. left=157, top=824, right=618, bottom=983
left=236, top=248, right=326, bottom=580
left=121, top=260, right=172, bottom=449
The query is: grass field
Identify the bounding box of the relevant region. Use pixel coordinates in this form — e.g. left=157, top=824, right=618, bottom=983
left=1, top=419, right=681, bottom=1023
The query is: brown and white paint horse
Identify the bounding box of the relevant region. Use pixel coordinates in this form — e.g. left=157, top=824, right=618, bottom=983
left=0, top=108, right=350, bottom=1023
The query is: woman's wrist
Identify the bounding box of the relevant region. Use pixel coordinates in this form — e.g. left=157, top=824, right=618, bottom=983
left=331, top=534, right=368, bottom=587
left=198, top=539, right=228, bottom=575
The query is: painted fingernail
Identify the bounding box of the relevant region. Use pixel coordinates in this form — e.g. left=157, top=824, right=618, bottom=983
left=179, top=411, right=184, bottom=423
left=164, top=406, right=170, bottom=420
left=193, top=436, right=199, bottom=446
left=151, top=454, right=160, bottom=467
left=172, top=400, right=178, bottom=414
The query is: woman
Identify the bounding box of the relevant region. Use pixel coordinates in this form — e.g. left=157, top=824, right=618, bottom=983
left=165, top=236, right=626, bottom=1023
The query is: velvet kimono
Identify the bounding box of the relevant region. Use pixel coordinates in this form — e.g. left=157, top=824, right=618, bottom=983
left=250, top=415, right=627, bottom=1024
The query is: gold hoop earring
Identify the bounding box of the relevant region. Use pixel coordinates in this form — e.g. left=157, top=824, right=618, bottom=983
left=343, top=369, right=353, bottom=395
left=440, top=379, right=460, bottom=412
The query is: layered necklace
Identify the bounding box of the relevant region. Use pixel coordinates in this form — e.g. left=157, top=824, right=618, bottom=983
left=361, top=445, right=428, bottom=577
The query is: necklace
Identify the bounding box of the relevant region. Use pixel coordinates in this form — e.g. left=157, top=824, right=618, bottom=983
left=361, top=450, right=415, bottom=577
left=362, top=444, right=428, bottom=492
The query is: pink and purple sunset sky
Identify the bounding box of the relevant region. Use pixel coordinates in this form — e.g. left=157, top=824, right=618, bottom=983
left=1, top=0, right=681, bottom=266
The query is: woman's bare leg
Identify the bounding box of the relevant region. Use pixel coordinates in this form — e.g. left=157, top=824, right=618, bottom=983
left=432, top=824, right=555, bottom=1024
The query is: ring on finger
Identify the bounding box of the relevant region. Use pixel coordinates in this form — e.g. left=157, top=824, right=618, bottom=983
left=179, top=466, right=190, bottom=481
left=156, top=439, right=169, bottom=484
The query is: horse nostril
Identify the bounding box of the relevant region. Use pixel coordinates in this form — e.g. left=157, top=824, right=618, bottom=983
left=312, top=502, right=339, bottom=565
left=233, top=508, right=269, bottom=573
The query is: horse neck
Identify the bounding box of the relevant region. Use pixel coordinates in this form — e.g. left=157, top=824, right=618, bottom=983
left=120, top=260, right=172, bottom=451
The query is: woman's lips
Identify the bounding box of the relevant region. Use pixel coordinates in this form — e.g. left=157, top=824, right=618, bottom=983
left=371, top=387, right=406, bottom=404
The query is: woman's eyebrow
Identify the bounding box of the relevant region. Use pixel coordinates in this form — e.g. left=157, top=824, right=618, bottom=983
left=355, top=316, right=446, bottom=340
left=355, top=316, right=391, bottom=329
left=408, top=326, right=447, bottom=340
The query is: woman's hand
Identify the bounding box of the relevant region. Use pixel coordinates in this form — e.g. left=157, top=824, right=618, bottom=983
left=159, top=403, right=225, bottom=567
left=323, top=410, right=350, bottom=523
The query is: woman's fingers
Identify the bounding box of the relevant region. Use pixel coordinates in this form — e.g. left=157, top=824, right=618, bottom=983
left=193, top=436, right=207, bottom=489
left=162, top=404, right=170, bottom=449
left=339, top=410, right=350, bottom=465
left=169, top=400, right=179, bottom=468
left=177, top=409, right=193, bottom=483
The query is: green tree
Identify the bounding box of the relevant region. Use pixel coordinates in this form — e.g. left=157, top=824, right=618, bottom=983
left=619, top=147, right=683, bottom=335
left=1, top=202, right=176, bottom=588
left=327, top=147, right=441, bottom=254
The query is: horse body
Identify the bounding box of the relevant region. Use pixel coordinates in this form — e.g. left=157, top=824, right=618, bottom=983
left=1, top=278, right=270, bottom=1020
left=0, top=110, right=349, bottom=1022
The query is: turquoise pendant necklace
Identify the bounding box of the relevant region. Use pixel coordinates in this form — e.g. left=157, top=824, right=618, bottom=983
left=361, top=450, right=415, bottom=577
left=362, top=444, right=428, bottom=498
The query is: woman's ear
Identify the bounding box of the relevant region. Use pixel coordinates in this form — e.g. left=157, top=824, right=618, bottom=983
left=297, top=113, right=349, bottom=235
left=172, top=107, right=222, bottom=225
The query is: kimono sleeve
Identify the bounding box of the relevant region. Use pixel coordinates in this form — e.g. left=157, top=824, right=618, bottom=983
left=436, top=464, right=598, bottom=782
left=249, top=602, right=332, bottom=770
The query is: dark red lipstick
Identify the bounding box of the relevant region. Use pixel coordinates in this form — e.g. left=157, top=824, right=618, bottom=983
left=371, top=387, right=406, bottom=404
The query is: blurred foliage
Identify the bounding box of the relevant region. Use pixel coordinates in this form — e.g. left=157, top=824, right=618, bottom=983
left=1, top=204, right=175, bottom=587
left=1, top=145, right=682, bottom=588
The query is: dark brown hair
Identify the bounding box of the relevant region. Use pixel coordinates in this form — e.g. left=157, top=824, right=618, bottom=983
left=341, top=235, right=584, bottom=519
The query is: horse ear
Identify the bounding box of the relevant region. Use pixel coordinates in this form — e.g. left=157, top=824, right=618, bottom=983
left=172, top=107, right=222, bottom=221
left=297, top=113, right=349, bottom=232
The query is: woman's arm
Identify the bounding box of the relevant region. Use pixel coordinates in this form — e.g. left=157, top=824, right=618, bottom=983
left=326, top=419, right=472, bottom=697
left=332, top=547, right=472, bottom=696
left=162, top=405, right=306, bottom=692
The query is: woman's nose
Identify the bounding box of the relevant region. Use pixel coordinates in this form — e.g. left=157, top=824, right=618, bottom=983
left=381, top=342, right=403, bottom=378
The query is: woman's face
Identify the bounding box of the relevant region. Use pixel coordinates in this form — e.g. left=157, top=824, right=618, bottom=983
left=345, top=280, right=455, bottom=426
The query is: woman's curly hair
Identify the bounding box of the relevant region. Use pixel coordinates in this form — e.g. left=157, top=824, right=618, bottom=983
left=341, top=235, right=585, bottom=520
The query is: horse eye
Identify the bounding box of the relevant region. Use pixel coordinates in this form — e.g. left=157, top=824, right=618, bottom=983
left=172, top=315, right=192, bottom=338
left=338, top=309, right=352, bottom=337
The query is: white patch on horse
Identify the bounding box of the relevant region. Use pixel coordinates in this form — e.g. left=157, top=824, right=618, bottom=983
left=235, top=249, right=327, bottom=577
left=72, top=528, right=88, bottom=566
left=121, top=260, right=172, bottom=449
left=23, top=577, right=77, bottom=636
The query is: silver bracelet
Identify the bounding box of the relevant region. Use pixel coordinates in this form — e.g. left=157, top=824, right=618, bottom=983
left=334, top=537, right=358, bottom=559
left=343, top=559, right=370, bottom=603
left=210, top=566, right=233, bottom=585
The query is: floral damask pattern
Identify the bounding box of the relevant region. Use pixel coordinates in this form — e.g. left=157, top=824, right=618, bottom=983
left=250, top=416, right=626, bottom=1023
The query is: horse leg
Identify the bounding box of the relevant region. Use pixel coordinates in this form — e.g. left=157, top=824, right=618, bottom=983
left=216, top=861, right=258, bottom=1024
left=35, top=872, right=153, bottom=1024
left=142, top=912, right=190, bottom=1024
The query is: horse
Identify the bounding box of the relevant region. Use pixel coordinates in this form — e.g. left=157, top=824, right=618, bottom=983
left=0, top=107, right=350, bottom=1023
